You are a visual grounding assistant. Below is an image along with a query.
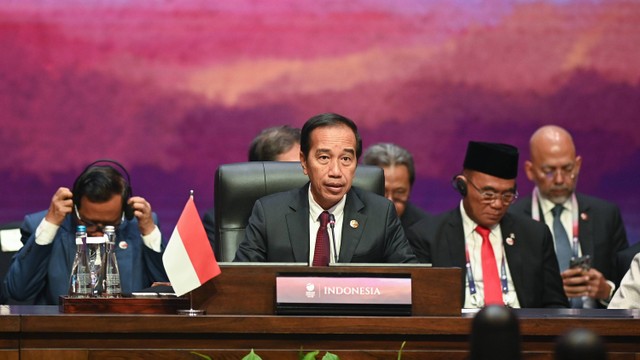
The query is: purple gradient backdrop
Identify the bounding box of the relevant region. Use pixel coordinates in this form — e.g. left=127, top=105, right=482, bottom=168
left=1, top=1, right=639, bottom=243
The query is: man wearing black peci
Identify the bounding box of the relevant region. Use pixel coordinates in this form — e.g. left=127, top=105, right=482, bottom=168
left=406, top=141, right=567, bottom=308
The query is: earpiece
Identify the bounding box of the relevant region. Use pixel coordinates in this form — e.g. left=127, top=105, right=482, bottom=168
left=452, top=175, right=468, bottom=197
left=73, top=159, right=134, bottom=220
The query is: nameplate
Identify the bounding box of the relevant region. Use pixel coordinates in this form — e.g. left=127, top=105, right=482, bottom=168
left=276, top=273, right=412, bottom=316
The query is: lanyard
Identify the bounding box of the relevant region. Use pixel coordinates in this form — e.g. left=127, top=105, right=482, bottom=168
left=531, top=188, right=580, bottom=257
left=464, top=233, right=509, bottom=307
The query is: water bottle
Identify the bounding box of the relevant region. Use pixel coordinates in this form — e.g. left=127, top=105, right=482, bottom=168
left=68, top=225, right=92, bottom=297
left=87, top=236, right=105, bottom=296
left=102, top=225, right=121, bottom=297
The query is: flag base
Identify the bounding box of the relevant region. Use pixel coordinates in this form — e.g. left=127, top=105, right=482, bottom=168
left=177, top=308, right=205, bottom=316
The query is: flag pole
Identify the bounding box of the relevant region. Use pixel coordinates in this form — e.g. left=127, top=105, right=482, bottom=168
left=177, top=291, right=204, bottom=316
left=177, top=189, right=206, bottom=316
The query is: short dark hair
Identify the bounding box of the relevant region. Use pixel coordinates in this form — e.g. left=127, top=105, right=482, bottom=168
left=73, top=166, right=128, bottom=210
left=300, top=113, right=362, bottom=160
left=362, top=143, right=416, bottom=186
left=247, top=125, right=301, bottom=161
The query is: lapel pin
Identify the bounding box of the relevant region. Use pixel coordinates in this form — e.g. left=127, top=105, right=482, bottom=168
left=350, top=220, right=359, bottom=229
left=505, top=233, right=515, bottom=246
left=581, top=212, right=588, bottom=221
left=119, top=241, right=128, bottom=250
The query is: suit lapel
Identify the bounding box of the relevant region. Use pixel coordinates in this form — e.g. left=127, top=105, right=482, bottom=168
left=501, top=213, right=524, bottom=304
left=339, top=189, right=366, bottom=263
left=444, top=210, right=466, bottom=268
left=115, top=219, right=134, bottom=292
left=577, top=194, right=594, bottom=257
left=286, top=185, right=311, bottom=262
left=441, top=209, right=468, bottom=303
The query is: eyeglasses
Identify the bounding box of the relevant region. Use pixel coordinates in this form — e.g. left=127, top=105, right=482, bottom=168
left=537, top=164, right=577, bottom=180
left=74, top=205, right=123, bottom=233
left=466, top=178, right=518, bottom=205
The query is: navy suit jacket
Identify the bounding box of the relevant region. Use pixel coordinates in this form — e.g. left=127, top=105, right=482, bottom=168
left=509, top=193, right=629, bottom=289
left=406, top=208, right=568, bottom=308
left=234, top=184, right=417, bottom=263
left=5, top=210, right=169, bottom=305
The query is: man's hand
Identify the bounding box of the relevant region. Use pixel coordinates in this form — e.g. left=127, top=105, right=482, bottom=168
left=129, top=196, right=156, bottom=236
left=44, top=187, right=73, bottom=226
left=561, top=267, right=611, bottom=300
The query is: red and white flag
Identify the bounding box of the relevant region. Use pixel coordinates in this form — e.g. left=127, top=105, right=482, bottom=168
left=163, top=195, right=220, bottom=296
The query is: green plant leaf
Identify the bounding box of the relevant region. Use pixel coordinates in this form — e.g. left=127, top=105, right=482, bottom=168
left=321, top=351, right=340, bottom=360
left=242, top=349, right=263, bottom=360
left=301, top=350, right=320, bottom=360
left=190, top=351, right=212, bottom=360
left=397, top=341, right=407, bottom=360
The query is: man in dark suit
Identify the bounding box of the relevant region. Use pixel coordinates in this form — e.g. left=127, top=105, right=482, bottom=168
left=509, top=125, right=628, bottom=308
left=406, top=141, right=567, bottom=308
left=234, top=113, right=417, bottom=264
left=362, top=142, right=431, bottom=233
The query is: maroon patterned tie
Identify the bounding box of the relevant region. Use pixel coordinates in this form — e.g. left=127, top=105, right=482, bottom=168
left=312, top=211, right=330, bottom=266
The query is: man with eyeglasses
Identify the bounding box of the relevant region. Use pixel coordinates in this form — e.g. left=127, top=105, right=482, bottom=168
left=406, top=141, right=567, bottom=308
left=4, top=162, right=168, bottom=305
left=509, top=125, right=629, bottom=308
left=362, top=143, right=431, bottom=235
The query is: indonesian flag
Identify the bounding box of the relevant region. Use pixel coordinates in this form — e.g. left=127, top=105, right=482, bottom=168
left=163, top=196, right=220, bottom=296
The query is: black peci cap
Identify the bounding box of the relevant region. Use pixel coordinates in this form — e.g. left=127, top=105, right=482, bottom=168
left=463, top=141, right=519, bottom=179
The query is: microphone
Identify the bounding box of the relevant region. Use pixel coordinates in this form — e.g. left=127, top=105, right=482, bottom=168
left=328, top=213, right=338, bottom=264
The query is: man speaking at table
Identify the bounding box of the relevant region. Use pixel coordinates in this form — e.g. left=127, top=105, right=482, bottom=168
left=234, top=113, right=417, bottom=265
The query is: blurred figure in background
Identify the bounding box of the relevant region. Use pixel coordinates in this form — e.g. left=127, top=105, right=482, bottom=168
left=469, top=305, right=521, bottom=360
left=555, top=328, right=607, bottom=360
left=362, top=142, right=430, bottom=233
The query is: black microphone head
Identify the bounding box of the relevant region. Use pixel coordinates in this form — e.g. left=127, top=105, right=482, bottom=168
left=329, top=213, right=336, bottom=227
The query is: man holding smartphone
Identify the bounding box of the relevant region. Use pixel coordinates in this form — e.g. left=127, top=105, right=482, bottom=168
left=510, top=125, right=629, bottom=308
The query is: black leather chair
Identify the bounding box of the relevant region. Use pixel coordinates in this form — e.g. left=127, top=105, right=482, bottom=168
left=214, top=161, right=384, bottom=262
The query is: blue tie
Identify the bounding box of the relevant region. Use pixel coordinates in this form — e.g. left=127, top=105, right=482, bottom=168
left=552, top=204, right=583, bottom=308
left=552, top=205, right=572, bottom=271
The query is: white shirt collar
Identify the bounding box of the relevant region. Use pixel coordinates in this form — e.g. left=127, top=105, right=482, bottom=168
left=538, top=194, right=572, bottom=217
left=459, top=200, right=499, bottom=237
left=308, top=186, right=347, bottom=221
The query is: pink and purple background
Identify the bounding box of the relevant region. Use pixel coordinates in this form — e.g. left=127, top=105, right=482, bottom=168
left=1, top=1, right=639, bottom=243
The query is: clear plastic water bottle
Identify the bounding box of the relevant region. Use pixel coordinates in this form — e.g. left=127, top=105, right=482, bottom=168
left=68, top=225, right=92, bottom=297
left=102, top=225, right=121, bottom=297
left=87, top=236, right=105, bottom=296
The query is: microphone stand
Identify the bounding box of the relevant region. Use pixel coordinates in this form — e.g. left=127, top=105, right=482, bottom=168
left=329, top=214, right=338, bottom=264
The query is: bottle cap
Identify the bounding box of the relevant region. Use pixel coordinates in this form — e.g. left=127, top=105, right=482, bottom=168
left=76, top=225, right=87, bottom=232
left=104, top=225, right=116, bottom=232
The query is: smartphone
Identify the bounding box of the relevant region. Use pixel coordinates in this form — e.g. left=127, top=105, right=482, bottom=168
left=569, top=255, right=591, bottom=271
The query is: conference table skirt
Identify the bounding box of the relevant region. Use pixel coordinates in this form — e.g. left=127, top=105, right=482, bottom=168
left=0, top=306, right=639, bottom=360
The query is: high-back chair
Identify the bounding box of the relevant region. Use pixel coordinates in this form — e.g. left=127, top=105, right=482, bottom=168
left=214, top=161, right=384, bottom=262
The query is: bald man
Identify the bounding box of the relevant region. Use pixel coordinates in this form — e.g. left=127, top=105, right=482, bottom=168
left=509, top=125, right=629, bottom=308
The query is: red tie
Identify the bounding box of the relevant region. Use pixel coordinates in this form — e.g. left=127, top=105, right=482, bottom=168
left=475, top=225, right=502, bottom=305
left=312, top=211, right=330, bottom=266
